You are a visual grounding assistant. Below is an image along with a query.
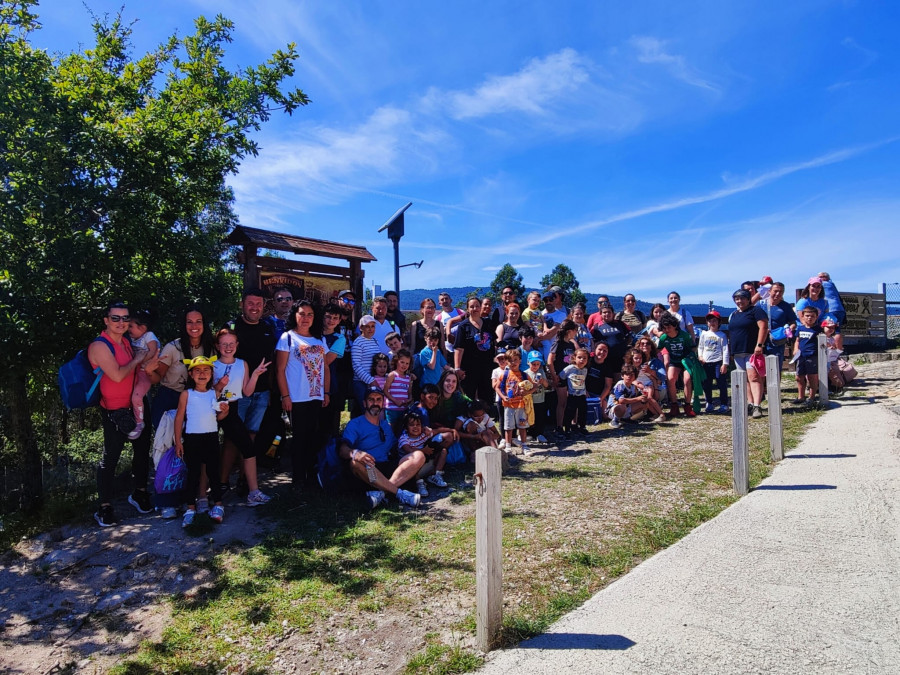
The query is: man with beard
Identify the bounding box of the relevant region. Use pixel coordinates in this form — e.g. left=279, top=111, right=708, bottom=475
left=339, top=386, right=423, bottom=509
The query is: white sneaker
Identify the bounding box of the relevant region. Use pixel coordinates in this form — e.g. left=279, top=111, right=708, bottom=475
left=160, top=506, right=177, bottom=519
left=416, top=479, right=429, bottom=497
left=366, top=490, right=386, bottom=510
left=182, top=509, right=196, bottom=528
left=427, top=472, right=448, bottom=488
left=127, top=422, right=144, bottom=440
left=609, top=417, right=622, bottom=429
left=498, top=439, right=508, bottom=450
left=536, top=434, right=548, bottom=444
left=511, top=438, right=524, bottom=448
left=396, top=489, right=421, bottom=508
left=196, top=497, right=209, bottom=514
left=246, top=490, right=272, bottom=507
left=652, top=414, right=667, bottom=423
left=521, top=444, right=532, bottom=456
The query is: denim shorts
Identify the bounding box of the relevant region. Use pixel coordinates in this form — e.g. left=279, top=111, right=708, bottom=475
left=237, top=390, right=270, bottom=432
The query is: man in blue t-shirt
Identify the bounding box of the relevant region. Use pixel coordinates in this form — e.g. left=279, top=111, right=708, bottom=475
left=340, top=386, right=422, bottom=509
left=765, top=282, right=797, bottom=371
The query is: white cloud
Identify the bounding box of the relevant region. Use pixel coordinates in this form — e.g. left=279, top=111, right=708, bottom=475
left=630, top=36, right=718, bottom=92
left=443, top=49, right=590, bottom=119
left=482, top=263, right=542, bottom=271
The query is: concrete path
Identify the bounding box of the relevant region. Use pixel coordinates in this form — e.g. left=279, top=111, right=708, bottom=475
left=480, top=370, right=900, bottom=674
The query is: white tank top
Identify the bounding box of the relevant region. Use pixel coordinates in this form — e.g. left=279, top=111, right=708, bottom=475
left=185, top=389, right=218, bottom=434
left=213, top=359, right=246, bottom=401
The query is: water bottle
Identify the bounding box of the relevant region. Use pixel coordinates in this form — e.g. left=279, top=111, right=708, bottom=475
left=281, top=410, right=292, bottom=435
left=265, top=435, right=282, bottom=458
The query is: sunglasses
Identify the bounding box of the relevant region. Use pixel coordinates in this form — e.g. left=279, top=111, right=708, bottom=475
left=107, top=315, right=130, bottom=322
left=342, top=298, right=356, bottom=305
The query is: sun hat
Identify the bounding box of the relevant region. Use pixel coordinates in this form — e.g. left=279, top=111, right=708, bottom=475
left=182, top=355, right=217, bottom=370
left=807, top=276, right=823, bottom=286
left=358, top=315, right=376, bottom=328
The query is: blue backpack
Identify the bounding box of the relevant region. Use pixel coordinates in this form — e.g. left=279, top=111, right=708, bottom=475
left=57, top=337, right=115, bottom=409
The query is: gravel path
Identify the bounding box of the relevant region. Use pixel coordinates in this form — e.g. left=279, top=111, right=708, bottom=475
left=480, top=358, right=900, bottom=674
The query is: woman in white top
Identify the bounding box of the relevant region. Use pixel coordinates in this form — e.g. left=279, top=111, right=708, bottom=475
left=276, top=300, right=330, bottom=488
left=666, top=291, right=694, bottom=338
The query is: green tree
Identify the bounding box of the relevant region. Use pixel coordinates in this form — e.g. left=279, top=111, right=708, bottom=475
left=0, top=1, right=308, bottom=508
left=540, top=263, right=586, bottom=306
left=487, top=263, right=526, bottom=303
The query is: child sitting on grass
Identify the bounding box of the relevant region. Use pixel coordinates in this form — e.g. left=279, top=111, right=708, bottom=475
left=607, top=364, right=666, bottom=429
left=398, top=410, right=448, bottom=498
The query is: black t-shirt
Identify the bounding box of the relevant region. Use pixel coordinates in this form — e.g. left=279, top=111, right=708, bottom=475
left=550, top=338, right=578, bottom=379
left=453, top=318, right=495, bottom=372
left=728, top=305, right=768, bottom=355
left=226, top=316, right=278, bottom=392
left=591, top=320, right=632, bottom=367
left=387, top=309, right=407, bottom=335
left=585, top=358, right=615, bottom=396
left=497, top=323, right=521, bottom=349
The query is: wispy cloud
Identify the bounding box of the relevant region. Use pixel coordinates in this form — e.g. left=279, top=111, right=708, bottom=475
left=630, top=36, right=718, bottom=92
left=482, top=263, right=542, bottom=271
left=442, top=49, right=590, bottom=119
left=511, top=136, right=900, bottom=251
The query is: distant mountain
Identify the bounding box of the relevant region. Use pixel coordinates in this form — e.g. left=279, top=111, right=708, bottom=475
left=398, top=287, right=729, bottom=318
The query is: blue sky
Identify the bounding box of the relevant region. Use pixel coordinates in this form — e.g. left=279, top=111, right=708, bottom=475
left=30, top=0, right=900, bottom=305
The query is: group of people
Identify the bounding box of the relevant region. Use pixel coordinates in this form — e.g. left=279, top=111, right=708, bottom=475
left=88, top=272, right=847, bottom=524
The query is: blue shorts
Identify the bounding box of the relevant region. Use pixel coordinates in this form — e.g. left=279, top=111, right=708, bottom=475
left=796, top=355, right=818, bottom=377
left=237, top=390, right=270, bottom=432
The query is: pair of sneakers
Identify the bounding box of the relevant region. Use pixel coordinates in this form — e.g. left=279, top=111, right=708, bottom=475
left=183, top=504, right=224, bottom=528
left=366, top=489, right=421, bottom=510
left=415, top=471, right=449, bottom=497
left=96, top=490, right=153, bottom=527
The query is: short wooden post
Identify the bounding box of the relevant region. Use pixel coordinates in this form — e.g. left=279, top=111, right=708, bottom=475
left=766, top=354, right=783, bottom=461
left=476, top=446, right=502, bottom=652
left=731, top=370, right=749, bottom=495
left=817, top=333, right=829, bottom=405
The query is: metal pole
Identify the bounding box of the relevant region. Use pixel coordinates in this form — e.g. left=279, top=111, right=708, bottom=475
left=392, top=237, right=400, bottom=305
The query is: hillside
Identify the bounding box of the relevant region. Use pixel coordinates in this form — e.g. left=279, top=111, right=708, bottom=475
left=398, top=287, right=729, bottom=318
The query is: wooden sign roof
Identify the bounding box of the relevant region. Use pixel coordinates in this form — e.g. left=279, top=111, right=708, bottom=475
left=225, top=225, right=376, bottom=263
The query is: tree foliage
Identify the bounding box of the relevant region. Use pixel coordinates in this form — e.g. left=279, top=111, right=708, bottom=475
left=540, top=263, right=586, bottom=306
left=0, top=0, right=308, bottom=507
left=487, top=263, right=526, bottom=303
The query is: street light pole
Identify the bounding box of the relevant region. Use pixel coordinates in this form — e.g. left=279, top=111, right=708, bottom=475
left=377, top=202, right=412, bottom=306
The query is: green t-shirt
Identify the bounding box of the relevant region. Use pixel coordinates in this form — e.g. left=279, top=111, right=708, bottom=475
left=658, top=330, right=694, bottom=365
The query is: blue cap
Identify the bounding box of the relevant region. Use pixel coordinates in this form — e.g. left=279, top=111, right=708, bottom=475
left=527, top=350, right=544, bottom=364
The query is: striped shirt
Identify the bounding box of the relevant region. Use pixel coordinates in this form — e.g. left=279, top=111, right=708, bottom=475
left=351, top=336, right=381, bottom=384
left=385, top=372, right=412, bottom=410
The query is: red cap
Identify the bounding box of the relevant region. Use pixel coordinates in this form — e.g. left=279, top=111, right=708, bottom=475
left=760, top=275, right=773, bottom=285
left=706, top=310, right=721, bottom=320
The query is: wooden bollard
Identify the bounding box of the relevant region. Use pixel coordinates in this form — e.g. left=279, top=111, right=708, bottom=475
left=731, top=370, right=749, bottom=495
left=476, top=446, right=502, bottom=652
left=766, top=354, right=783, bottom=461
left=817, top=333, right=829, bottom=405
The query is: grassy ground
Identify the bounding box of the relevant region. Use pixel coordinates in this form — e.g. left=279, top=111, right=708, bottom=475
left=105, top=390, right=823, bottom=674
